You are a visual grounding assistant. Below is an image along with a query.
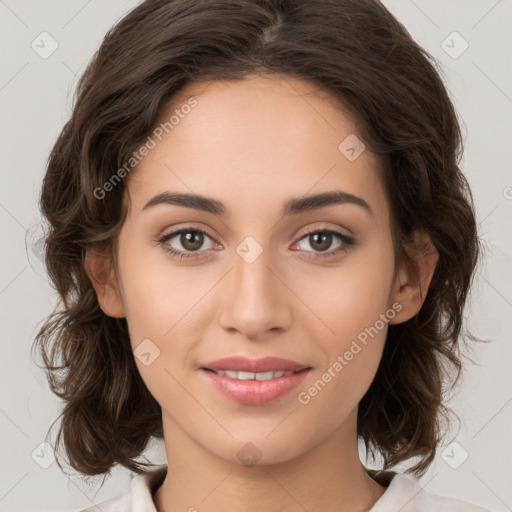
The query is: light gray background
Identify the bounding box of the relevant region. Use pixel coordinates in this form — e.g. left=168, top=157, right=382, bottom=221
left=1, top=1, right=511, bottom=511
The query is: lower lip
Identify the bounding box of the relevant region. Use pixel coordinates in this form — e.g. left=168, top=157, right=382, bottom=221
left=201, top=368, right=312, bottom=405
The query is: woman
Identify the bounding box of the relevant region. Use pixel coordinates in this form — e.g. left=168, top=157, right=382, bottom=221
left=34, top=0, right=490, bottom=510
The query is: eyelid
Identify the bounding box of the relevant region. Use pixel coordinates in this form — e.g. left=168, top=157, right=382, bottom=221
left=297, top=224, right=351, bottom=240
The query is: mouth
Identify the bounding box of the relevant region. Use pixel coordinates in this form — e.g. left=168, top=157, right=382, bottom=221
left=200, top=355, right=311, bottom=374
left=200, top=366, right=313, bottom=405
left=201, top=368, right=311, bottom=381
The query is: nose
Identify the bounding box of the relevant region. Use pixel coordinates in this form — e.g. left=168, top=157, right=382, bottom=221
left=217, top=239, right=293, bottom=340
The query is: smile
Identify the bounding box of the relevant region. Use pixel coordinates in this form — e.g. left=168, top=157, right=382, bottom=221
left=208, top=369, right=300, bottom=380
left=201, top=367, right=312, bottom=405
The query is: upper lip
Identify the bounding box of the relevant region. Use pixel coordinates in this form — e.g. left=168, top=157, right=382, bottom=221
left=201, top=356, right=311, bottom=373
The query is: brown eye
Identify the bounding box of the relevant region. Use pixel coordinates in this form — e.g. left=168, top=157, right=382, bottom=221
left=295, top=229, right=355, bottom=260
left=308, top=232, right=333, bottom=252
left=158, top=227, right=216, bottom=259
left=179, top=230, right=205, bottom=251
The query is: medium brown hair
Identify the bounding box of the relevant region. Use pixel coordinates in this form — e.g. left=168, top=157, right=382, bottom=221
left=33, top=0, right=483, bottom=480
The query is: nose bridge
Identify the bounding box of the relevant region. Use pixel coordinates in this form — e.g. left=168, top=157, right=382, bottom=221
left=234, top=236, right=275, bottom=295
left=218, top=234, right=290, bottom=337
left=233, top=234, right=280, bottom=308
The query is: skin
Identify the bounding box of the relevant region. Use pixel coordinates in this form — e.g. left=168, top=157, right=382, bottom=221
left=85, top=74, right=438, bottom=512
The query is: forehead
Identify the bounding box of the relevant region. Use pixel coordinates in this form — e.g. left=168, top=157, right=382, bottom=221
left=124, top=74, right=389, bottom=221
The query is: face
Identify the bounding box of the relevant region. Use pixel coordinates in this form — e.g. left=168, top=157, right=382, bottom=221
left=89, top=74, right=427, bottom=467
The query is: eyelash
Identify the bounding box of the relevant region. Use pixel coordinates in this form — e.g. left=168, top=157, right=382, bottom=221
left=157, top=226, right=355, bottom=261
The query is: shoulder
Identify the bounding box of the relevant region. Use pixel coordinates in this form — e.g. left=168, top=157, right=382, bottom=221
left=76, top=464, right=167, bottom=512
left=369, top=471, right=493, bottom=512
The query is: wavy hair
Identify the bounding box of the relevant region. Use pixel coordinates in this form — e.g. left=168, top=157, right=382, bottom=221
left=33, top=0, right=483, bottom=480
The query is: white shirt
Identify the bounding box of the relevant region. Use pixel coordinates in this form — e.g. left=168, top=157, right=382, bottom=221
left=78, top=464, right=492, bottom=512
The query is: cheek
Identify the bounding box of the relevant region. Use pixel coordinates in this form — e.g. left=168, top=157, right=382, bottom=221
left=117, top=237, right=205, bottom=339
left=300, top=239, right=395, bottom=339
left=116, top=241, right=211, bottom=397
left=298, top=278, right=392, bottom=424
left=296, top=240, right=394, bottom=403
left=299, top=336, right=384, bottom=433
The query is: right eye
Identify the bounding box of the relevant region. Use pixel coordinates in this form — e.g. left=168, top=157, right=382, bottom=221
left=158, top=227, right=218, bottom=259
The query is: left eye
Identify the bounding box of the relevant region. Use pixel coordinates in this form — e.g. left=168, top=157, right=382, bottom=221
left=294, top=230, right=352, bottom=256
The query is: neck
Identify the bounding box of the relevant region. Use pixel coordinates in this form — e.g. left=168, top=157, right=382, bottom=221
left=153, top=409, right=387, bottom=512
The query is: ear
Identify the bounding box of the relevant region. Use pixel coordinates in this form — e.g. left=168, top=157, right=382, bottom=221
left=83, top=245, right=125, bottom=318
left=388, top=230, right=439, bottom=325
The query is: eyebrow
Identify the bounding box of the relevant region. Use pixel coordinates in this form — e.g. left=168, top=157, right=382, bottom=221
left=142, top=190, right=373, bottom=217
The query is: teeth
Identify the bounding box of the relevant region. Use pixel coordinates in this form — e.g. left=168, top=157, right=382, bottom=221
left=213, top=370, right=297, bottom=380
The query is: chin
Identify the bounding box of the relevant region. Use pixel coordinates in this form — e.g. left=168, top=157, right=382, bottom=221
left=208, top=435, right=310, bottom=469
